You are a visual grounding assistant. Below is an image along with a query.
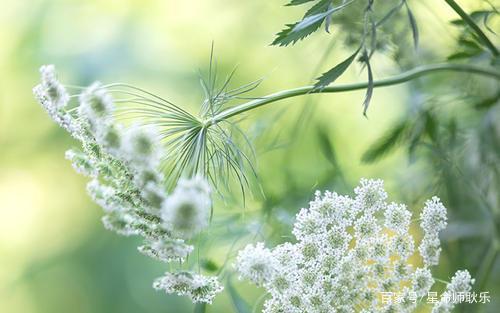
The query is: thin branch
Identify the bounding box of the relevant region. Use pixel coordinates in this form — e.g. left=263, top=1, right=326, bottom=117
left=209, top=63, right=500, bottom=124
left=444, top=0, right=499, bottom=56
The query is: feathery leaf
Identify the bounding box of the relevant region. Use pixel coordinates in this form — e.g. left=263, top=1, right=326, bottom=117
left=314, top=46, right=361, bottom=89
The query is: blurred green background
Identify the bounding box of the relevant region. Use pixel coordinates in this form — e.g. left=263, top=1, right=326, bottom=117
left=0, top=0, right=498, bottom=312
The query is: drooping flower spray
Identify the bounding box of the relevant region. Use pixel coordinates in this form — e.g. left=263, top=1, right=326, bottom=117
left=33, top=65, right=223, bottom=303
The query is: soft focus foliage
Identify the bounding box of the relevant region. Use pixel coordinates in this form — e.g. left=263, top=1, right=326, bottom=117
left=0, top=0, right=499, bottom=313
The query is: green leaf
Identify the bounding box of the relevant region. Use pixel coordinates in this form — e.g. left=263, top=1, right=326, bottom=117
left=458, top=38, right=482, bottom=50
left=469, top=10, right=496, bottom=22
left=404, top=1, right=419, bottom=48
left=314, top=47, right=361, bottom=89
left=446, top=50, right=481, bottom=60
left=407, top=114, right=426, bottom=163
left=450, top=9, right=498, bottom=36
left=376, top=1, right=404, bottom=27
left=447, top=118, right=457, bottom=146
left=200, top=259, right=219, bottom=272
left=272, top=22, right=323, bottom=46
left=474, top=92, right=500, bottom=110
left=424, top=111, right=438, bottom=142
left=361, top=120, right=408, bottom=163
left=361, top=51, right=374, bottom=116
left=450, top=19, right=465, bottom=26
left=227, top=278, right=252, bottom=313
left=317, top=126, right=339, bottom=167
left=304, top=0, right=331, bottom=16
left=272, top=0, right=355, bottom=46
left=293, top=11, right=332, bottom=32
left=324, top=3, right=334, bottom=33
left=287, top=0, right=316, bottom=6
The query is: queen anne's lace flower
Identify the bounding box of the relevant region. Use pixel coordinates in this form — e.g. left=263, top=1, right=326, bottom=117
left=141, top=182, right=167, bottom=211
left=236, top=243, right=277, bottom=286
left=236, top=179, right=474, bottom=313
left=123, top=124, right=162, bottom=166
left=176, top=174, right=211, bottom=195
left=153, top=272, right=223, bottom=304
left=138, top=238, right=193, bottom=262
left=412, top=267, right=434, bottom=297
left=418, top=197, right=447, bottom=268
left=78, top=82, right=114, bottom=125
left=95, top=124, right=122, bottom=157
left=419, top=236, right=442, bottom=267
left=86, top=179, right=125, bottom=213
left=384, top=202, right=412, bottom=234
left=34, top=65, right=222, bottom=304
left=39, top=64, right=70, bottom=109
left=65, top=149, right=96, bottom=177
left=446, top=270, right=474, bottom=294
left=33, top=65, right=79, bottom=136
left=101, top=211, right=138, bottom=236
left=420, top=196, right=448, bottom=237
left=354, top=178, right=387, bottom=212
left=391, top=233, right=415, bottom=260
left=161, top=176, right=211, bottom=239
left=432, top=270, right=474, bottom=313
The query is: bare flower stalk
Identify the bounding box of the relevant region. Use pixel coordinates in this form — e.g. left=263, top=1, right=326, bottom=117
left=208, top=63, right=500, bottom=125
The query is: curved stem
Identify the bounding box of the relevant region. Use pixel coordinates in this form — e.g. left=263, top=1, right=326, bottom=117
left=210, top=63, right=500, bottom=124
left=444, top=0, right=499, bottom=56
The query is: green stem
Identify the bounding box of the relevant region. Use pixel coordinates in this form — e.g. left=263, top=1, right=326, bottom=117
left=194, top=303, right=207, bottom=313
left=210, top=63, right=500, bottom=124
left=444, top=0, right=499, bottom=56
left=476, top=238, right=499, bottom=292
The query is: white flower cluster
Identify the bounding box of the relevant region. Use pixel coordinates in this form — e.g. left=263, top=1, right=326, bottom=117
left=162, top=176, right=212, bottom=238
left=419, top=196, right=448, bottom=267
left=33, top=65, right=78, bottom=136
left=34, top=65, right=222, bottom=303
left=236, top=179, right=474, bottom=313
left=236, top=242, right=277, bottom=286
left=138, top=238, right=193, bottom=263
left=432, top=270, right=475, bottom=313
left=153, top=271, right=224, bottom=304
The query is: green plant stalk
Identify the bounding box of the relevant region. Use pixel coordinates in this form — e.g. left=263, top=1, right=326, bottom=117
left=476, top=238, right=499, bottom=293
left=194, top=303, right=207, bottom=313
left=444, top=0, right=499, bottom=56
left=208, top=63, right=500, bottom=124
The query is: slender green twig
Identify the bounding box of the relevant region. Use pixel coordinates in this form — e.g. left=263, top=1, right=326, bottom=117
left=194, top=303, right=207, bottom=313
left=444, top=0, right=499, bottom=56
left=476, top=238, right=499, bottom=292
left=208, top=63, right=500, bottom=124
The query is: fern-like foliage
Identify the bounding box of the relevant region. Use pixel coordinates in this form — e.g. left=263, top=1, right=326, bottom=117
left=273, top=0, right=421, bottom=113
left=272, top=0, right=355, bottom=47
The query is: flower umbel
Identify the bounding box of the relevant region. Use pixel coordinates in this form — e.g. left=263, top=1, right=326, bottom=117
left=236, top=179, right=474, bottom=313
left=153, top=271, right=223, bottom=304
left=161, top=175, right=211, bottom=239
left=235, top=242, right=277, bottom=286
